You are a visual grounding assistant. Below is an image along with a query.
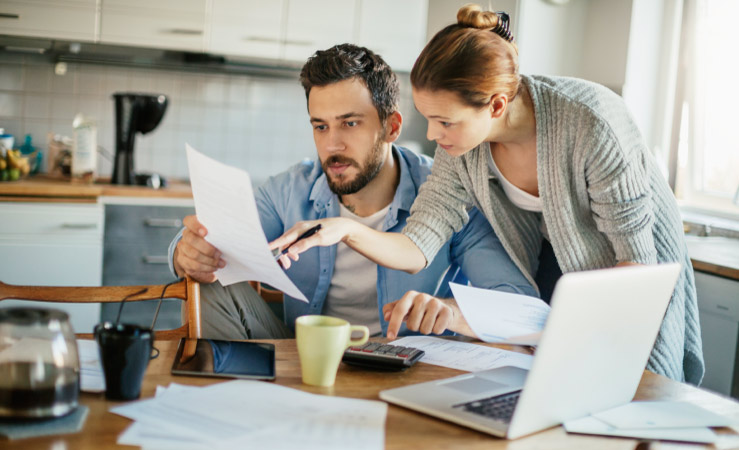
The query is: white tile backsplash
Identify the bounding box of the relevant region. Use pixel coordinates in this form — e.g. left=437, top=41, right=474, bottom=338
left=23, top=94, right=51, bottom=119
left=0, top=92, right=23, bottom=117
left=23, top=66, right=52, bottom=93
left=51, top=69, right=77, bottom=94
left=0, top=66, right=23, bottom=91
left=50, top=95, right=79, bottom=121
left=0, top=52, right=430, bottom=187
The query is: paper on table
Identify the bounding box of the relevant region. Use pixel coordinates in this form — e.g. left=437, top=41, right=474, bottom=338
left=449, top=282, right=550, bottom=346
left=112, top=380, right=386, bottom=449
left=186, top=144, right=306, bottom=301
left=592, top=401, right=737, bottom=429
left=389, top=336, right=533, bottom=372
left=76, top=339, right=105, bottom=393
left=564, top=415, right=718, bottom=444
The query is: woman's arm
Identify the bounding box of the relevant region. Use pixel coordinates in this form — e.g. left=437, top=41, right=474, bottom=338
left=269, top=217, right=427, bottom=273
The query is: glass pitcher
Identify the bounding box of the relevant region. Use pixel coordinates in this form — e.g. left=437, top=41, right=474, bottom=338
left=0, top=308, right=80, bottom=418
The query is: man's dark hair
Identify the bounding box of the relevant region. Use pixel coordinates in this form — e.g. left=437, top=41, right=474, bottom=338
left=299, top=43, right=399, bottom=122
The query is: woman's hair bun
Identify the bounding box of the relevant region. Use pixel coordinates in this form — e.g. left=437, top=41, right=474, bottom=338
left=457, top=3, right=500, bottom=29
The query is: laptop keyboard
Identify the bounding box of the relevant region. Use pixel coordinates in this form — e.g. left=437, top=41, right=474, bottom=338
left=452, top=390, right=522, bottom=423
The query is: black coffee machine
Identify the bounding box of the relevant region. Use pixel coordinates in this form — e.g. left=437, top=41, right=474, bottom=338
left=112, top=93, right=168, bottom=186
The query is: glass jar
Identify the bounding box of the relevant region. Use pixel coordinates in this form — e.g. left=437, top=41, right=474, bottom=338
left=0, top=308, right=80, bottom=418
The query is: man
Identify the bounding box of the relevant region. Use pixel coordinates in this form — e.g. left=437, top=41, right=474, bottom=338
left=169, top=44, right=535, bottom=340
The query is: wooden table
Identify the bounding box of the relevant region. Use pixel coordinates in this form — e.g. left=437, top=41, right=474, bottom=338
left=7, top=339, right=739, bottom=449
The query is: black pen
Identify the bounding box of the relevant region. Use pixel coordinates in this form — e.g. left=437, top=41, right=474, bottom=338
left=273, top=224, right=322, bottom=260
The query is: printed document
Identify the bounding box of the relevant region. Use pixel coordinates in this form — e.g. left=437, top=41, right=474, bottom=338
left=112, top=380, right=386, bottom=449
left=389, top=336, right=533, bottom=372
left=76, top=339, right=105, bottom=393
left=564, top=415, right=718, bottom=444
left=449, top=282, right=550, bottom=345
left=186, top=144, right=306, bottom=301
left=592, top=401, right=737, bottom=429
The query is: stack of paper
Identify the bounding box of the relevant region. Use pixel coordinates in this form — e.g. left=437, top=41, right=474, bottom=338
left=564, top=401, right=739, bottom=444
left=111, top=380, right=387, bottom=449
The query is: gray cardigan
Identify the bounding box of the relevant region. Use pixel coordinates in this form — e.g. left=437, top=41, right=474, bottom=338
left=403, top=74, right=704, bottom=384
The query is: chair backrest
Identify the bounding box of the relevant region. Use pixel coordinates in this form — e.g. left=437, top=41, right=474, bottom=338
left=0, top=277, right=201, bottom=340
left=248, top=281, right=284, bottom=304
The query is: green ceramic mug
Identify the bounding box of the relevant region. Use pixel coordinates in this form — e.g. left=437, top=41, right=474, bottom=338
left=295, top=315, right=369, bottom=387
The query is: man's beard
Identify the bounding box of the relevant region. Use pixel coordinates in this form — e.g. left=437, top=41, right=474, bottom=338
left=322, top=134, right=386, bottom=196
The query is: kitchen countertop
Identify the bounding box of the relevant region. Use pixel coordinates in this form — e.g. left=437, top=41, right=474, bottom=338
left=685, top=235, right=739, bottom=281
left=0, top=175, right=193, bottom=201
left=2, top=176, right=736, bottom=281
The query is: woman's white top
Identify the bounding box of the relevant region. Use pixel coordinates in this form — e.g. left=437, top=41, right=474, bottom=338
left=485, top=147, right=542, bottom=212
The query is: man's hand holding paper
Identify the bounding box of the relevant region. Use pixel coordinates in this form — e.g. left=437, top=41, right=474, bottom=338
left=181, top=144, right=307, bottom=302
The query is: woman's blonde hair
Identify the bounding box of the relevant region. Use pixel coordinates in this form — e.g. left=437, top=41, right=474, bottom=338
left=411, top=3, right=520, bottom=108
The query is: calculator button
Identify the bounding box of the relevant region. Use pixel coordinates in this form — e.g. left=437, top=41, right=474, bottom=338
left=376, top=345, right=393, bottom=354
left=362, top=343, right=381, bottom=352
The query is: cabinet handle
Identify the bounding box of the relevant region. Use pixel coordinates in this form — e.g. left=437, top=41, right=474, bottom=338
left=0, top=13, right=20, bottom=19
left=61, top=223, right=98, bottom=229
left=144, top=218, right=182, bottom=228
left=165, top=28, right=203, bottom=35
left=143, top=255, right=169, bottom=265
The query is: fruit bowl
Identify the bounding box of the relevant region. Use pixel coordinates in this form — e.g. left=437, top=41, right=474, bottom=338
left=0, top=150, right=32, bottom=182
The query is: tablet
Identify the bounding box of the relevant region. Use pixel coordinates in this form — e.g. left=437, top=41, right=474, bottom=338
left=171, top=338, right=276, bottom=380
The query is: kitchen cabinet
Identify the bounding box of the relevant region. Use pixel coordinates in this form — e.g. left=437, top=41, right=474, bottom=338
left=0, top=0, right=97, bottom=42
left=1, top=0, right=430, bottom=72
left=100, top=201, right=194, bottom=331
left=0, top=202, right=103, bottom=334
left=208, top=0, right=284, bottom=60
left=282, top=0, right=357, bottom=63
left=356, top=0, right=428, bottom=72
left=100, top=0, right=208, bottom=52
left=695, top=271, right=739, bottom=397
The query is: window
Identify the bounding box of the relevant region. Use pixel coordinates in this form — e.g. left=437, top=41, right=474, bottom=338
left=671, top=0, right=739, bottom=217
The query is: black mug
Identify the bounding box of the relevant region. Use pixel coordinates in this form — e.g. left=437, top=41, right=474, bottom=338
left=93, top=322, right=158, bottom=401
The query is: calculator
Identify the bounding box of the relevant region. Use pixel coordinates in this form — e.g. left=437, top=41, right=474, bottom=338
left=342, top=342, right=425, bottom=371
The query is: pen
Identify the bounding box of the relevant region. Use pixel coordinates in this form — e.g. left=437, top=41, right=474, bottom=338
left=273, top=224, right=322, bottom=260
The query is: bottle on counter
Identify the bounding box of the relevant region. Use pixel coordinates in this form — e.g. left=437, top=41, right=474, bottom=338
left=19, top=134, right=42, bottom=175
left=72, top=114, right=97, bottom=183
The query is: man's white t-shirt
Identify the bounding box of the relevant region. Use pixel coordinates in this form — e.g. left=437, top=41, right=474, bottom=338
left=322, top=202, right=390, bottom=337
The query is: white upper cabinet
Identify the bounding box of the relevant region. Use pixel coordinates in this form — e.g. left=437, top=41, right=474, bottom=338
left=0, top=0, right=97, bottom=41
left=282, top=0, right=357, bottom=63
left=0, top=0, right=430, bottom=70
left=100, top=0, right=208, bottom=52
left=208, top=0, right=284, bottom=60
left=357, top=0, right=428, bottom=72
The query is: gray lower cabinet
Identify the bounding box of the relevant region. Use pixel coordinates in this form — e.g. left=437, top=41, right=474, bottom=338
left=696, top=271, right=739, bottom=397
left=102, top=203, right=194, bottom=330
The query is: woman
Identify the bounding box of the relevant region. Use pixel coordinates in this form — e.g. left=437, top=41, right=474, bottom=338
left=272, top=4, right=703, bottom=384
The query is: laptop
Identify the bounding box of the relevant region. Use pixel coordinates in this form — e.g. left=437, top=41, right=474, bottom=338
left=379, top=263, right=682, bottom=440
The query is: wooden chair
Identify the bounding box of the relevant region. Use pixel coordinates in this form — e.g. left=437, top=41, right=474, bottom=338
left=0, top=277, right=201, bottom=340
left=248, top=281, right=284, bottom=304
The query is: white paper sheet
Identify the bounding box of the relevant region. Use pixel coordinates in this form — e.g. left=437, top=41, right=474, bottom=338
left=449, top=282, right=550, bottom=346
left=592, top=401, right=738, bottom=429
left=111, top=380, right=386, bottom=449
left=186, top=144, right=306, bottom=301
left=564, top=415, right=718, bottom=444
left=76, top=339, right=105, bottom=393
left=389, top=336, right=533, bottom=372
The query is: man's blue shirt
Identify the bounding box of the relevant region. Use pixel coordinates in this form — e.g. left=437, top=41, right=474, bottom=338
left=170, top=145, right=535, bottom=336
